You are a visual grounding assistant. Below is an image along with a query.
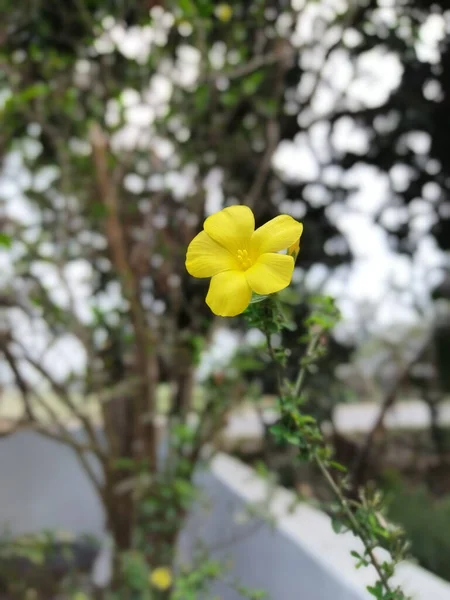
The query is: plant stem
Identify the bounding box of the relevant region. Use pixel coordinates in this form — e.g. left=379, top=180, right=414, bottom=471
left=271, top=325, right=395, bottom=597
left=264, top=330, right=283, bottom=394
left=293, top=330, right=321, bottom=399
left=314, top=455, right=393, bottom=594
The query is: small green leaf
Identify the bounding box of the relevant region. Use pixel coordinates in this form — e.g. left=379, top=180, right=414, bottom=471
left=329, top=461, right=347, bottom=472
left=242, top=71, right=265, bottom=95
left=197, top=0, right=213, bottom=17
left=178, top=0, right=196, bottom=16
left=249, top=293, right=268, bottom=304
left=331, top=517, right=343, bottom=533
left=113, top=457, right=136, bottom=471
left=0, top=233, right=12, bottom=248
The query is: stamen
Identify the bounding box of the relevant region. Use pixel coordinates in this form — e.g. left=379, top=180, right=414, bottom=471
left=237, top=249, right=252, bottom=269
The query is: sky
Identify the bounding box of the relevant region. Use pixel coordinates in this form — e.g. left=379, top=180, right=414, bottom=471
left=1, top=1, right=449, bottom=385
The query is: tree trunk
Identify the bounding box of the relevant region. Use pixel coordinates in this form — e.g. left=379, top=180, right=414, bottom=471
left=106, top=482, right=135, bottom=551
left=172, top=367, right=195, bottom=417
left=171, top=345, right=196, bottom=417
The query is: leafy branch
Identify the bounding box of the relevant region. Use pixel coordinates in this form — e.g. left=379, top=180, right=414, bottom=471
left=246, top=295, right=410, bottom=600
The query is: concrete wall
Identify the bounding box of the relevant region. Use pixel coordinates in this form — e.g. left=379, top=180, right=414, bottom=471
left=0, top=430, right=104, bottom=539
left=180, top=456, right=367, bottom=600
left=182, top=454, right=450, bottom=600
left=0, top=431, right=449, bottom=600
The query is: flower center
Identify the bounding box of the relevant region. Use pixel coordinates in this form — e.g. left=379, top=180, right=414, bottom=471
left=237, top=249, right=253, bottom=270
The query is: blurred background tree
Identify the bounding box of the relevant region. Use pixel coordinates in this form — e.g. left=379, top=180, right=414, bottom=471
left=1, top=0, right=449, bottom=593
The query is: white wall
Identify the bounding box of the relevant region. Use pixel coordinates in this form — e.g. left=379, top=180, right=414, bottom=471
left=181, top=454, right=450, bottom=600
left=0, top=431, right=449, bottom=600
left=180, top=455, right=368, bottom=600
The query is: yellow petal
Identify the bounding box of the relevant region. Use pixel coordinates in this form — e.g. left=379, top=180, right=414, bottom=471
left=204, top=205, right=255, bottom=254
left=206, top=270, right=252, bottom=317
left=245, top=253, right=294, bottom=295
left=251, top=215, right=303, bottom=257
left=186, top=231, right=238, bottom=278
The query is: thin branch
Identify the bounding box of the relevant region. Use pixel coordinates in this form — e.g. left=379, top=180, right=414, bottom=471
left=35, top=422, right=105, bottom=500
left=267, top=326, right=397, bottom=597
left=54, top=259, right=94, bottom=356
left=90, top=123, right=158, bottom=468
left=264, top=330, right=283, bottom=395
left=293, top=331, right=322, bottom=399
left=244, top=43, right=291, bottom=210
left=2, top=339, right=106, bottom=457
left=2, top=345, right=35, bottom=420
left=1, top=347, right=104, bottom=498
left=204, top=46, right=296, bottom=83
left=11, top=338, right=102, bottom=452
left=245, top=119, right=280, bottom=210
left=315, top=456, right=394, bottom=594
left=349, top=338, right=431, bottom=490
left=0, top=419, right=96, bottom=455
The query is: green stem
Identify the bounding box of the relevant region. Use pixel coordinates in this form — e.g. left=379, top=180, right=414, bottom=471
left=314, top=455, right=393, bottom=594
left=267, top=324, right=395, bottom=597
left=264, top=330, right=283, bottom=393
left=293, top=330, right=321, bottom=399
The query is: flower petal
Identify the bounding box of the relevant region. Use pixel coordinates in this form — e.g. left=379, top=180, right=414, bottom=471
left=245, top=253, right=294, bottom=295
left=251, top=215, right=303, bottom=256
left=204, top=205, right=255, bottom=254
left=186, top=231, right=238, bottom=278
left=206, top=270, right=252, bottom=317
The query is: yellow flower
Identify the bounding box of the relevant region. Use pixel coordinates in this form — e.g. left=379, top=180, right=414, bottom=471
left=150, top=566, right=173, bottom=591
left=185, top=205, right=303, bottom=317
left=215, top=4, right=233, bottom=22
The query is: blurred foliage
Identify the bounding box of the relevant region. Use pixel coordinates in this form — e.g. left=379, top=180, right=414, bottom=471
left=2, top=0, right=449, bottom=390
left=1, top=0, right=450, bottom=596
left=383, top=474, right=450, bottom=581
left=249, top=295, right=409, bottom=599
left=0, top=532, right=99, bottom=599
left=237, top=293, right=354, bottom=421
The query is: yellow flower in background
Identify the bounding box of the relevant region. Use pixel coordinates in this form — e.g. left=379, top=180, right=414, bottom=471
left=71, top=594, right=89, bottom=600
left=185, top=205, right=303, bottom=317
left=215, top=3, right=233, bottom=22
left=150, top=566, right=173, bottom=591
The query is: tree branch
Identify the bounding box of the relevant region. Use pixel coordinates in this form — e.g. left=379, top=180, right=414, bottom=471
left=10, top=337, right=102, bottom=454
left=245, top=42, right=292, bottom=209
left=2, top=345, right=35, bottom=421
left=89, top=123, right=158, bottom=468
left=349, top=338, right=431, bottom=491
left=1, top=344, right=105, bottom=499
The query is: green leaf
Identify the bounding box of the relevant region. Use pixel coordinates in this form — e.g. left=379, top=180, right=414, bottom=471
left=221, top=90, right=239, bottom=107
left=178, top=0, right=196, bottom=16
left=242, top=70, right=265, bottom=95
left=255, top=98, right=277, bottom=117
left=249, top=293, right=269, bottom=304
left=113, top=457, right=136, bottom=471
left=351, top=550, right=369, bottom=568
left=194, top=85, right=210, bottom=111
left=329, top=461, right=347, bottom=472
left=367, top=581, right=384, bottom=599
left=197, top=0, right=213, bottom=17
left=331, top=517, right=343, bottom=533
left=269, top=423, right=284, bottom=441
left=89, top=201, right=108, bottom=219
left=0, top=233, right=12, bottom=248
